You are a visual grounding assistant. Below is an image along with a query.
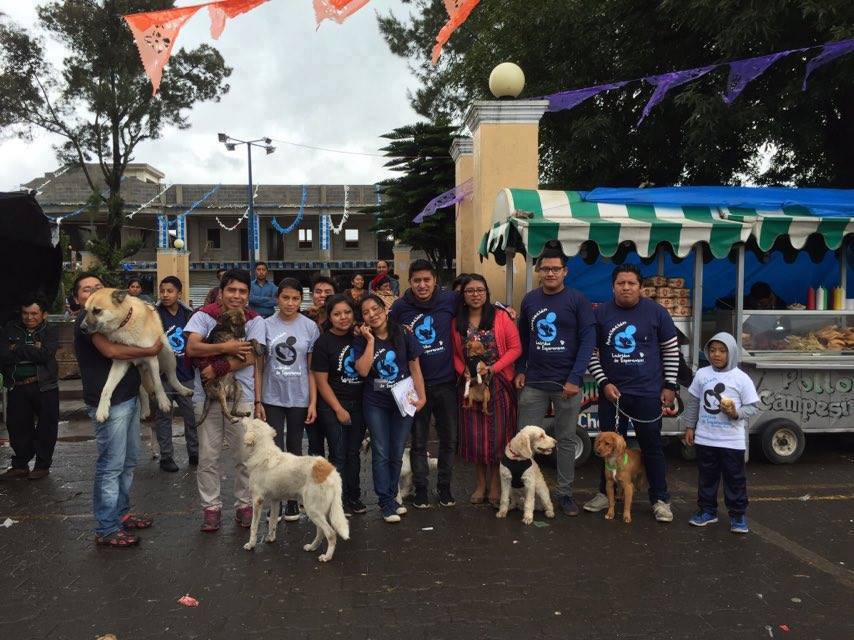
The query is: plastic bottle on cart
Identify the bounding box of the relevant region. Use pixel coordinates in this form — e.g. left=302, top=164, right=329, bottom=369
left=816, top=286, right=827, bottom=310
left=807, top=287, right=815, bottom=310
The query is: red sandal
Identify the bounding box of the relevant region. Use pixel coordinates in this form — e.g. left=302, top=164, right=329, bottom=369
left=95, top=530, right=140, bottom=547
left=121, top=514, right=153, bottom=530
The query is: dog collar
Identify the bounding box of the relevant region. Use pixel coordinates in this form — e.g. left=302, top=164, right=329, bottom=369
left=117, top=308, right=133, bottom=329
left=604, top=452, right=628, bottom=472
left=506, top=445, right=525, bottom=460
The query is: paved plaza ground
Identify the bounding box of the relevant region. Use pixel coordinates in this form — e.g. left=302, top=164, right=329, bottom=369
left=1, top=420, right=853, bottom=640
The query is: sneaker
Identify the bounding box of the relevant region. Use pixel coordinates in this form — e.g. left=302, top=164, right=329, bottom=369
left=438, top=486, right=456, bottom=507
left=348, top=498, right=367, bottom=514
left=283, top=500, right=301, bottom=522
left=235, top=505, right=253, bottom=528
left=0, top=467, right=29, bottom=480
left=395, top=503, right=408, bottom=516
left=27, top=468, right=50, bottom=480
left=188, top=454, right=199, bottom=467
left=652, top=500, right=674, bottom=523
left=689, top=511, right=719, bottom=527
left=200, top=507, right=221, bottom=532
left=557, top=495, right=580, bottom=517
left=730, top=514, right=749, bottom=534
left=583, top=492, right=610, bottom=513
left=412, top=487, right=430, bottom=509
left=383, top=513, right=401, bottom=523
left=159, top=458, right=179, bottom=473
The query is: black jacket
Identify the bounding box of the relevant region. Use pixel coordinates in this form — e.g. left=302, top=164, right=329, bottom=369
left=0, top=319, right=59, bottom=391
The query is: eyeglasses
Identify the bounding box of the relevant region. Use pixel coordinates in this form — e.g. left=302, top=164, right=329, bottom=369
left=538, top=267, right=565, bottom=274
left=463, top=288, right=487, bottom=295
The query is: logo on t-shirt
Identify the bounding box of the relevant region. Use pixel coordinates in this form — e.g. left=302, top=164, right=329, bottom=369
left=336, top=345, right=359, bottom=384
left=410, top=313, right=444, bottom=356
left=375, top=349, right=400, bottom=381
left=536, top=311, right=558, bottom=342
left=531, top=308, right=565, bottom=352
left=166, top=325, right=185, bottom=356
left=703, top=382, right=726, bottom=414
left=274, top=336, right=298, bottom=366
left=614, top=324, right=637, bottom=354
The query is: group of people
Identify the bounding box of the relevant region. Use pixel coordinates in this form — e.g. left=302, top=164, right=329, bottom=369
left=1, top=244, right=760, bottom=546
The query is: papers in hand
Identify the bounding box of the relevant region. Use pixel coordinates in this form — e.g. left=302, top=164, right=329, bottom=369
left=390, top=376, right=418, bottom=417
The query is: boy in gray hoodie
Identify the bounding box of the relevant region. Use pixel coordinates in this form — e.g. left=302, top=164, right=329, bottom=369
left=683, top=332, right=760, bottom=534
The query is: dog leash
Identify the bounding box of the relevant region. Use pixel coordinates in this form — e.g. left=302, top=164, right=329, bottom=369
left=614, top=397, right=664, bottom=424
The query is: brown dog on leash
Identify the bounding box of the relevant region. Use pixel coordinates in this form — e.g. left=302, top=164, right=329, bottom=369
left=463, top=337, right=492, bottom=415
left=594, top=431, right=646, bottom=523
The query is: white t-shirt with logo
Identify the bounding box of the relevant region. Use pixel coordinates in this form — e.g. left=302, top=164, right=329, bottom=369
left=261, top=313, right=320, bottom=408
left=688, top=365, right=759, bottom=450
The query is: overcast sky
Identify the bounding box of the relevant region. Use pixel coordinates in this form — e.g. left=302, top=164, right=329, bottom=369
left=0, top=0, right=423, bottom=190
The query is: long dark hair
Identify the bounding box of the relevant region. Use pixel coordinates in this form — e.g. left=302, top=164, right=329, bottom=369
left=322, top=294, right=356, bottom=333
left=455, top=274, right=496, bottom=336
left=361, top=293, right=406, bottom=359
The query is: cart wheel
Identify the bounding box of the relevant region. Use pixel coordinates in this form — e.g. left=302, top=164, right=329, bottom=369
left=681, top=443, right=697, bottom=462
left=573, top=427, right=592, bottom=467
left=760, top=420, right=805, bottom=464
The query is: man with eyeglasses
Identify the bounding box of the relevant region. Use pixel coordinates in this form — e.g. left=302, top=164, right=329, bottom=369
left=515, top=243, right=596, bottom=517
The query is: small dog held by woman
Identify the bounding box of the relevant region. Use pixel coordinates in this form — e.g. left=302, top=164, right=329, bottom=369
left=242, top=418, right=349, bottom=562
left=463, top=337, right=492, bottom=415
left=496, top=425, right=556, bottom=524
left=594, top=431, right=646, bottom=523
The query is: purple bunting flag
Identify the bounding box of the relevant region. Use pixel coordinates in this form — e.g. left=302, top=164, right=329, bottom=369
left=803, top=38, right=854, bottom=89
left=413, top=178, right=474, bottom=224
left=545, top=81, right=628, bottom=112
left=638, top=65, right=717, bottom=124
left=723, top=51, right=792, bottom=104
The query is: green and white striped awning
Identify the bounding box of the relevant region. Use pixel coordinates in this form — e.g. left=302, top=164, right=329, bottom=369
left=479, top=188, right=752, bottom=262
left=720, top=208, right=854, bottom=251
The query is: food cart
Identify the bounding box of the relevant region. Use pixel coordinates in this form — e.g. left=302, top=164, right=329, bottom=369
left=480, top=186, right=853, bottom=464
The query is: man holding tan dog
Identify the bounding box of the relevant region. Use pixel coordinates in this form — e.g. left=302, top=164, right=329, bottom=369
left=186, top=269, right=265, bottom=532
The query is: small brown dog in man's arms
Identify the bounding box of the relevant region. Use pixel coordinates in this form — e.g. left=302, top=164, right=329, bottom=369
left=195, top=308, right=265, bottom=424
left=594, top=431, right=646, bottom=523
left=463, top=337, right=492, bottom=414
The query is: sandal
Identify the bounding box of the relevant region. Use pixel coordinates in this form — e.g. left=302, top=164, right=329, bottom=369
left=121, top=514, right=153, bottom=530
left=95, top=530, right=140, bottom=547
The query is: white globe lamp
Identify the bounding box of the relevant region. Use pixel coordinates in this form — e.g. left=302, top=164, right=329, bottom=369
left=173, top=238, right=185, bottom=250
left=489, top=62, right=525, bottom=99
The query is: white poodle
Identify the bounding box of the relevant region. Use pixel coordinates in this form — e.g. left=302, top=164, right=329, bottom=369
left=496, top=425, right=557, bottom=525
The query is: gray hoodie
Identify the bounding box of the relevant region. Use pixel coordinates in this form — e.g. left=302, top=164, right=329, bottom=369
left=682, top=331, right=760, bottom=429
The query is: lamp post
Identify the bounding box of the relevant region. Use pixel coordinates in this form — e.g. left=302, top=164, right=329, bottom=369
left=217, top=133, right=276, bottom=273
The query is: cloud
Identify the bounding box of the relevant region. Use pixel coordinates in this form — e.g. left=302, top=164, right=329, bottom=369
left=0, top=0, right=422, bottom=190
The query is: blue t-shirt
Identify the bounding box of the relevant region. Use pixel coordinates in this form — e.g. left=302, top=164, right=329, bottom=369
left=352, top=327, right=423, bottom=410
left=156, top=304, right=194, bottom=382
left=389, top=289, right=457, bottom=385
left=594, top=298, right=677, bottom=396
left=517, top=286, right=596, bottom=388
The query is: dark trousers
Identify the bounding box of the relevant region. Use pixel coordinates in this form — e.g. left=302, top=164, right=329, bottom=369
left=597, top=393, right=670, bottom=504
left=315, top=399, right=366, bottom=502
left=696, top=444, right=748, bottom=517
left=154, top=380, right=198, bottom=460
left=263, top=404, right=308, bottom=454
left=7, top=383, right=59, bottom=470
left=411, top=380, right=457, bottom=490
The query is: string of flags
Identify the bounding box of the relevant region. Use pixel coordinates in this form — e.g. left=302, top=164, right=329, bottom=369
left=538, top=37, right=854, bottom=125
left=413, top=178, right=473, bottom=224
left=123, top=0, right=481, bottom=94
left=329, top=185, right=350, bottom=235
left=214, top=184, right=257, bottom=231
left=270, top=185, right=309, bottom=235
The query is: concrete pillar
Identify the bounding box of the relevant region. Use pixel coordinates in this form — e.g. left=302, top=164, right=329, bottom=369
left=156, top=248, right=191, bottom=304
left=79, top=251, right=99, bottom=271
left=464, top=99, right=548, bottom=308
left=451, top=137, right=474, bottom=276
left=393, top=243, right=413, bottom=287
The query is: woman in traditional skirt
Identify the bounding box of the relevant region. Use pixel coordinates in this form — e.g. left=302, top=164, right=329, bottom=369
left=451, top=275, right=522, bottom=506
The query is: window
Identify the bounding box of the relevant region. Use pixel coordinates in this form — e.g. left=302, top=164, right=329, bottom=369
left=267, top=229, right=284, bottom=260
left=206, top=227, right=221, bottom=249
left=298, top=228, right=313, bottom=249
left=344, top=228, right=359, bottom=248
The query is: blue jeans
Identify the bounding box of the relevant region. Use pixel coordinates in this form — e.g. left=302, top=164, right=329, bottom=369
left=315, top=400, right=366, bottom=502
left=364, top=403, right=413, bottom=516
left=88, top=397, right=140, bottom=537
left=597, top=393, right=670, bottom=504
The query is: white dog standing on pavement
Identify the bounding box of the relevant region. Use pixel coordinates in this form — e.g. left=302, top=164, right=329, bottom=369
left=81, top=288, right=191, bottom=423
left=242, top=418, right=349, bottom=562
left=497, top=425, right=557, bottom=525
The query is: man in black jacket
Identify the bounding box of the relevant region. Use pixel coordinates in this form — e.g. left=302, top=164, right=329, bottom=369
left=1, top=294, right=60, bottom=479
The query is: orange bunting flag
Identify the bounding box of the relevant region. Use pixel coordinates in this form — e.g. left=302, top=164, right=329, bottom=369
left=431, top=0, right=480, bottom=64
left=313, top=0, right=371, bottom=26
left=125, top=4, right=204, bottom=95
left=208, top=0, right=269, bottom=39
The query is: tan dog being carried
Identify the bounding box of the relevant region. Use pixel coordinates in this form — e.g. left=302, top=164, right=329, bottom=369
left=463, top=337, right=492, bottom=415
left=81, top=288, right=192, bottom=423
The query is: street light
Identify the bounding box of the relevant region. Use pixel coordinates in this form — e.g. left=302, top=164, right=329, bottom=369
left=217, top=133, right=276, bottom=273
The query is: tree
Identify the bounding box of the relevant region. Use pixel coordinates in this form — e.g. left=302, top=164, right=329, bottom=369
left=364, top=123, right=456, bottom=271
left=378, top=0, right=854, bottom=188
left=0, top=0, right=231, bottom=270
